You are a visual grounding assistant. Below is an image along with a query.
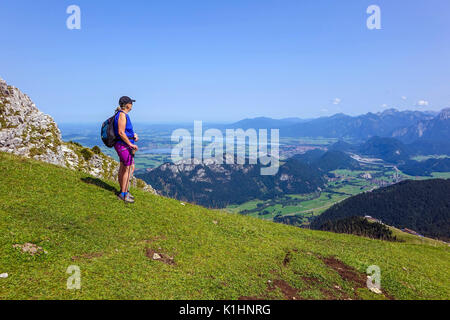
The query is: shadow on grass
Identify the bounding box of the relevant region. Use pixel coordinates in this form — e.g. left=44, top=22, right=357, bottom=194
left=81, top=177, right=117, bottom=194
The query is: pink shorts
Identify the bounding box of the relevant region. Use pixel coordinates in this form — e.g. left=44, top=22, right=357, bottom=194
left=114, top=143, right=135, bottom=167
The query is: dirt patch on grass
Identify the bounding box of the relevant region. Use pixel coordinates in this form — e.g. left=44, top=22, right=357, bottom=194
left=283, top=252, right=292, bottom=267
left=241, top=252, right=393, bottom=300
left=72, top=252, right=103, bottom=261
left=320, top=256, right=366, bottom=288
left=239, top=273, right=353, bottom=300
left=145, top=248, right=175, bottom=265
left=269, top=279, right=303, bottom=300
left=318, top=255, right=394, bottom=300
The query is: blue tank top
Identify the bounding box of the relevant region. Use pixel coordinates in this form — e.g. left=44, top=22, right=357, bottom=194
left=114, top=111, right=135, bottom=145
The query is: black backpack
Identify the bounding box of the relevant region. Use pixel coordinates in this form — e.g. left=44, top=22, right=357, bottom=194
left=101, top=112, right=118, bottom=148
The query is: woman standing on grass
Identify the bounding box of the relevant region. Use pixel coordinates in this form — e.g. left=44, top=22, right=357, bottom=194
left=114, top=96, right=139, bottom=203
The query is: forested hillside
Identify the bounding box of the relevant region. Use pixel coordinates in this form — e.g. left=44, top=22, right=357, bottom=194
left=311, top=179, right=450, bottom=241
left=315, top=216, right=397, bottom=241
left=138, top=157, right=325, bottom=208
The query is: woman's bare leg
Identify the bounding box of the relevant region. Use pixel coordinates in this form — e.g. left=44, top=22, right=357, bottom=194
left=118, top=162, right=125, bottom=192
left=121, top=165, right=132, bottom=193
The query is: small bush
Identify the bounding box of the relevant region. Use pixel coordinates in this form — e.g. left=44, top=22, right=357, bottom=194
left=80, top=148, right=94, bottom=161
left=92, top=146, right=101, bottom=155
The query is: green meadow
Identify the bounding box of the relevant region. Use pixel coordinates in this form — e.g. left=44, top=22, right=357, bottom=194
left=0, top=152, right=448, bottom=300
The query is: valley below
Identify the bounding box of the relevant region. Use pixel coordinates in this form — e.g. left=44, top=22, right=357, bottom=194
left=225, top=160, right=440, bottom=227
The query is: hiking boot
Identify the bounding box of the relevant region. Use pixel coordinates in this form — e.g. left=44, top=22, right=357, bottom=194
left=127, top=192, right=135, bottom=200
left=118, top=193, right=135, bottom=203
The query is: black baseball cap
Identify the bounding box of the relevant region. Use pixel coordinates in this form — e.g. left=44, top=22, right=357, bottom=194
left=119, top=96, right=136, bottom=106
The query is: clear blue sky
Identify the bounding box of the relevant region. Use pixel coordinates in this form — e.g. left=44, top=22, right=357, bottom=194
left=1, top=0, right=449, bottom=123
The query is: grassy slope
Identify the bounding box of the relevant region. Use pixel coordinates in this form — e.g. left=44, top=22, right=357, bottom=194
left=0, top=152, right=449, bottom=300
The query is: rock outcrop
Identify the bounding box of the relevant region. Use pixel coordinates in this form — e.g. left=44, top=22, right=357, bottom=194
left=0, top=77, right=156, bottom=194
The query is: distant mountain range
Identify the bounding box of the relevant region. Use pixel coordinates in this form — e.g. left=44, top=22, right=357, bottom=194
left=311, top=179, right=450, bottom=241
left=58, top=108, right=449, bottom=158
left=229, top=109, right=448, bottom=143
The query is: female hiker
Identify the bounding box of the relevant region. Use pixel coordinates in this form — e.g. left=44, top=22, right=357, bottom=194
left=114, top=96, right=139, bottom=203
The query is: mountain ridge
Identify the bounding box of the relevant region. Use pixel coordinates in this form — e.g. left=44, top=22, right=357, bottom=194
left=282, top=109, right=437, bottom=140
